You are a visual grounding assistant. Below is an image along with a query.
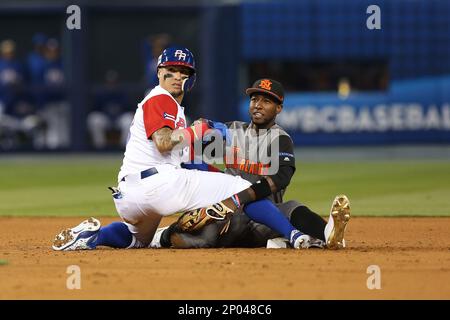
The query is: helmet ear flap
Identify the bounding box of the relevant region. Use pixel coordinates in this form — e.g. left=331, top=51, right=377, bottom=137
left=182, top=74, right=196, bottom=92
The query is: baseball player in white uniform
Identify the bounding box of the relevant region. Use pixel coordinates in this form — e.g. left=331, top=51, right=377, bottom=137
left=52, top=46, right=321, bottom=251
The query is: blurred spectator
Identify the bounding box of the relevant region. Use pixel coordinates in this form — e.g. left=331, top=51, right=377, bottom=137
left=43, top=39, right=65, bottom=89
left=27, top=33, right=48, bottom=84
left=0, top=92, right=45, bottom=150
left=0, top=39, right=25, bottom=107
left=143, top=33, right=171, bottom=87
left=337, top=77, right=351, bottom=99
left=0, top=39, right=40, bottom=150
left=87, top=70, right=133, bottom=149
left=36, top=38, right=70, bottom=149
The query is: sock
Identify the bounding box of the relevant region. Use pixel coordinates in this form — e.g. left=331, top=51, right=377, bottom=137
left=94, top=222, right=133, bottom=248
left=290, top=206, right=327, bottom=241
left=243, top=199, right=297, bottom=240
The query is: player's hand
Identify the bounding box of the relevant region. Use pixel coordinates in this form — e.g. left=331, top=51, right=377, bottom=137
left=192, top=118, right=206, bottom=126
left=191, top=118, right=230, bottom=145
left=204, top=120, right=231, bottom=145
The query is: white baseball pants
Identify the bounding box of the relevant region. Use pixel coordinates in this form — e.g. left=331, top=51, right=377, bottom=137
left=112, top=164, right=251, bottom=246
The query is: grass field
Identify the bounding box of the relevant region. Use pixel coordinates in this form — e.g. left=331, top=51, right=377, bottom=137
left=0, top=155, right=449, bottom=217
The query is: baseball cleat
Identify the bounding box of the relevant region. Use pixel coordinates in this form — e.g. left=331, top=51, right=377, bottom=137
left=290, top=230, right=325, bottom=249
left=308, top=237, right=326, bottom=249
left=325, top=194, right=351, bottom=249
left=52, top=217, right=101, bottom=251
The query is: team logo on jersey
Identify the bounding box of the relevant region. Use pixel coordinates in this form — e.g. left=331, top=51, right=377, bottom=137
left=174, top=50, right=187, bottom=61
left=259, top=79, right=272, bottom=90
left=279, top=152, right=294, bottom=163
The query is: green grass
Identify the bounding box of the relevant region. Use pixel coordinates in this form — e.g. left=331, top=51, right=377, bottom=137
left=0, top=157, right=121, bottom=216
left=286, top=161, right=450, bottom=216
left=1, top=157, right=449, bottom=217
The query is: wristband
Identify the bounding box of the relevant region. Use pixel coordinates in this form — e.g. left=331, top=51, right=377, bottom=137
left=249, top=178, right=272, bottom=200
left=180, top=121, right=210, bottom=144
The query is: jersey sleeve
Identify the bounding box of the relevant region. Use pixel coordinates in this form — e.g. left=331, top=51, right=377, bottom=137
left=277, top=135, right=296, bottom=169
left=267, top=134, right=296, bottom=191
left=142, top=94, right=178, bottom=139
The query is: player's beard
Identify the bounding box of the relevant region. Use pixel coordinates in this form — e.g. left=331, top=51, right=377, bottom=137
left=170, top=88, right=183, bottom=99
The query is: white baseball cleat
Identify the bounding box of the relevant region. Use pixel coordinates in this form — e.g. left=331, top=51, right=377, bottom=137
left=290, top=230, right=325, bottom=249
left=52, top=217, right=101, bottom=251
left=149, top=226, right=169, bottom=248
left=324, top=195, right=351, bottom=249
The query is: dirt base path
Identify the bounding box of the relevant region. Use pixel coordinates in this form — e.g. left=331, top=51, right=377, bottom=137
left=0, top=217, right=449, bottom=299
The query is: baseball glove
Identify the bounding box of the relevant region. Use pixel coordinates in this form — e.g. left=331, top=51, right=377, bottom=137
left=177, top=201, right=234, bottom=232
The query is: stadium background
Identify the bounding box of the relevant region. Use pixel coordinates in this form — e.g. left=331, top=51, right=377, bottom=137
left=1, top=0, right=450, bottom=150
left=0, top=0, right=449, bottom=300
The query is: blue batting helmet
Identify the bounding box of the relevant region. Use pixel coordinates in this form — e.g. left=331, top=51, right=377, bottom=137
left=157, top=46, right=196, bottom=92
left=157, top=46, right=196, bottom=74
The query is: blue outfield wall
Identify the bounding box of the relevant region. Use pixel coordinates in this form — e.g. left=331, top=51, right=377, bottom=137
left=239, top=76, right=450, bottom=146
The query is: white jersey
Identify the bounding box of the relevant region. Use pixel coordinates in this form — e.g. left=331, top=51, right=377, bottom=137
left=112, top=86, right=250, bottom=248
left=118, top=85, right=189, bottom=182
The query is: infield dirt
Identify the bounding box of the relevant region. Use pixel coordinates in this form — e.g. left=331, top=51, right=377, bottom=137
left=0, top=217, right=449, bottom=299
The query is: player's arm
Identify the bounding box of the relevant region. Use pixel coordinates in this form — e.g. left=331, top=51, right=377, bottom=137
left=265, top=168, right=294, bottom=193
left=265, top=135, right=296, bottom=193
left=151, top=122, right=210, bottom=153
left=151, top=127, right=182, bottom=153
left=143, top=94, right=210, bottom=153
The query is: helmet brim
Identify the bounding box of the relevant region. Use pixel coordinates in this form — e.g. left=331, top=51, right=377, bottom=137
left=158, top=61, right=195, bottom=75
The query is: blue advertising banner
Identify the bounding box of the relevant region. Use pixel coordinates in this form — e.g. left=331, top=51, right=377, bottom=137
left=239, top=76, right=450, bottom=145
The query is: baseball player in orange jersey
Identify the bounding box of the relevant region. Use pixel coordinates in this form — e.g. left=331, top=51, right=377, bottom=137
left=151, top=79, right=351, bottom=249
left=52, top=47, right=323, bottom=251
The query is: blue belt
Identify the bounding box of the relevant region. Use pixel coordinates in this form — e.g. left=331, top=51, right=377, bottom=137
left=121, top=167, right=158, bottom=182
